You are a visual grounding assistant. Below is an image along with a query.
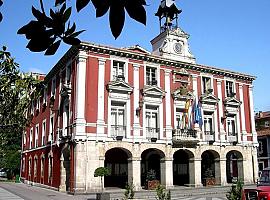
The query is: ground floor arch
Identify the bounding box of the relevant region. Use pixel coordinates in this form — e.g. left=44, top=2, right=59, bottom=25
left=201, top=150, right=220, bottom=186
left=226, top=150, right=244, bottom=183
left=104, top=147, right=132, bottom=188
left=141, top=148, right=165, bottom=188
left=173, top=149, right=194, bottom=186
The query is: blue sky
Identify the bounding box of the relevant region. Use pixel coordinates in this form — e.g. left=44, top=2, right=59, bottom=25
left=0, top=0, right=270, bottom=111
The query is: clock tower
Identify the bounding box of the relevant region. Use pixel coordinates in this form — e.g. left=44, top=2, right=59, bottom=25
left=151, top=0, right=196, bottom=64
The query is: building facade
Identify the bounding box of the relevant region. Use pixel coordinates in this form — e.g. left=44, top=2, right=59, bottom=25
left=20, top=0, right=258, bottom=193
left=256, top=111, right=270, bottom=172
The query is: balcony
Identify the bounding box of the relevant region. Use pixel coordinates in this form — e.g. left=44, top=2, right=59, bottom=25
left=204, top=131, right=215, bottom=142
left=227, top=132, right=237, bottom=143
left=111, top=125, right=126, bottom=140
left=146, top=127, right=159, bottom=142
left=172, top=129, right=199, bottom=144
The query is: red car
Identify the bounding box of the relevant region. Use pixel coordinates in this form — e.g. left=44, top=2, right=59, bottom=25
left=242, top=167, right=270, bottom=200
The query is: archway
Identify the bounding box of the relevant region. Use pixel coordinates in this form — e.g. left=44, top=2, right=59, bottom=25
left=173, top=149, right=194, bottom=186
left=141, top=148, right=165, bottom=188
left=226, top=150, right=243, bottom=183
left=104, top=148, right=131, bottom=188
left=201, top=150, right=220, bottom=186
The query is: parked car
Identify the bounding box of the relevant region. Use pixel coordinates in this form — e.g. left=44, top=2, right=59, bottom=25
left=242, top=167, right=270, bottom=199
left=0, top=169, right=7, bottom=177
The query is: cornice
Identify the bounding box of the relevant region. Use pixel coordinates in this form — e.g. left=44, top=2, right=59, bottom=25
left=80, top=42, right=256, bottom=82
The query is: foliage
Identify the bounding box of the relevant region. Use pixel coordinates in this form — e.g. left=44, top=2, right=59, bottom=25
left=124, top=182, right=135, bottom=199
left=94, top=167, right=111, bottom=191
left=146, top=169, right=157, bottom=181
left=16, top=0, right=147, bottom=55
left=226, top=179, right=243, bottom=200
left=0, top=46, right=41, bottom=178
left=155, top=184, right=171, bottom=200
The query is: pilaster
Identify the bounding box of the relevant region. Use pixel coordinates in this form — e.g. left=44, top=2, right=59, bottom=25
left=160, top=157, right=174, bottom=189
left=128, top=157, right=142, bottom=191
left=74, top=51, right=87, bottom=137
left=133, top=65, right=141, bottom=141
left=217, top=79, right=226, bottom=143
left=189, top=158, right=202, bottom=187
left=239, top=84, right=247, bottom=143
left=164, top=69, right=172, bottom=141
left=248, top=85, right=258, bottom=144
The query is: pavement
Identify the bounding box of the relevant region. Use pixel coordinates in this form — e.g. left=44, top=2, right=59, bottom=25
left=0, top=182, right=257, bottom=200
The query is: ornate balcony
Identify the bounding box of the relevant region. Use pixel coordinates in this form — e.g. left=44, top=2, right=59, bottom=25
left=204, top=131, right=215, bottom=142
left=111, top=125, right=126, bottom=140
left=172, top=129, right=199, bottom=144
left=146, top=127, right=160, bottom=142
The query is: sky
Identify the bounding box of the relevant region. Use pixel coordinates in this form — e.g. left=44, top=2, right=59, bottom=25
left=0, top=0, right=270, bottom=112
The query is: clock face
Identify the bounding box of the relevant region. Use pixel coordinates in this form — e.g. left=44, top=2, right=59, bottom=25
left=173, top=42, right=182, bottom=54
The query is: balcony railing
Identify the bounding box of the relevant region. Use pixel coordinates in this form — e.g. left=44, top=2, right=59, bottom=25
left=204, top=131, right=215, bottom=142
left=111, top=125, right=126, bottom=138
left=146, top=127, right=159, bottom=140
left=172, top=129, right=198, bottom=143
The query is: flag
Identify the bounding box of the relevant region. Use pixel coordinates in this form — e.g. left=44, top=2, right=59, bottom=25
left=195, top=101, right=203, bottom=129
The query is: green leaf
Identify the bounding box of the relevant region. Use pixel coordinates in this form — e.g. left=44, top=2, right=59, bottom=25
left=63, top=7, right=72, bottom=22
left=63, top=36, right=81, bottom=45
left=68, top=30, right=85, bottom=38
left=109, top=2, right=125, bottom=39
left=45, top=40, right=61, bottom=55
left=76, top=0, right=91, bottom=12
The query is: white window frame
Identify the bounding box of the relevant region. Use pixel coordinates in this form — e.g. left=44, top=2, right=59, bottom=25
left=51, top=77, right=56, bottom=98
left=30, top=128, right=33, bottom=149
left=110, top=102, right=126, bottom=137
left=34, top=156, right=38, bottom=178
left=175, top=107, right=185, bottom=129
left=49, top=114, right=55, bottom=143
left=36, top=97, right=40, bottom=111
left=145, top=66, right=158, bottom=86
left=145, top=105, right=160, bottom=139
left=226, top=116, right=237, bottom=136
left=43, top=87, right=47, bottom=105
left=203, top=112, right=215, bottom=135
left=110, top=58, right=128, bottom=82
left=42, top=119, right=46, bottom=146
left=22, top=157, right=25, bottom=172
left=35, top=124, right=39, bottom=148
left=201, top=75, right=213, bottom=94
left=63, top=101, right=70, bottom=137
left=23, top=131, right=26, bottom=145
left=225, top=79, right=235, bottom=97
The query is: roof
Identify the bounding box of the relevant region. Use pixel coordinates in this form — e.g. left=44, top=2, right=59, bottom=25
left=256, top=111, right=270, bottom=120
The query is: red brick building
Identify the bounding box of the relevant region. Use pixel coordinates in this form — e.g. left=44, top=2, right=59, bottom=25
left=20, top=0, right=259, bottom=193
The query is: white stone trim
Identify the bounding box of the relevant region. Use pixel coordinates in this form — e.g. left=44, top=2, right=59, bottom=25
left=109, top=56, right=129, bottom=82
left=74, top=51, right=87, bottom=136
left=239, top=84, right=247, bottom=143
left=217, top=79, right=226, bottom=143
left=133, top=64, right=141, bottom=140
left=248, top=85, right=257, bottom=144
left=164, top=69, right=172, bottom=140
left=143, top=62, right=160, bottom=87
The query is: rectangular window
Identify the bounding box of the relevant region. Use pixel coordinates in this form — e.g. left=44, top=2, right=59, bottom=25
left=112, top=61, right=125, bottom=81
left=41, top=157, right=45, bottom=177
left=51, top=78, right=56, bottom=97
left=111, top=102, right=126, bottom=137
left=175, top=108, right=184, bottom=129
left=36, top=97, right=40, bottom=111
left=30, top=128, right=33, bottom=148
left=227, top=116, right=237, bottom=136
left=226, top=81, right=234, bottom=97
left=22, top=158, right=25, bottom=172
left=28, top=159, right=32, bottom=177
left=146, top=66, right=157, bottom=86
left=66, top=65, right=71, bottom=84
left=43, top=87, right=47, bottom=105
left=49, top=116, right=54, bottom=142
left=42, top=121, right=46, bottom=146
left=202, top=77, right=211, bottom=93
left=145, top=105, right=159, bottom=138
left=35, top=125, right=39, bottom=148
left=203, top=112, right=214, bottom=135
left=34, top=158, right=37, bottom=177
left=23, top=132, right=26, bottom=145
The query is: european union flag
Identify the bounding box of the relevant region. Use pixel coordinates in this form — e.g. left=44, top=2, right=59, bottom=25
left=195, top=101, right=203, bottom=129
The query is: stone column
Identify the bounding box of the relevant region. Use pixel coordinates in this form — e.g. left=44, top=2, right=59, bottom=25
left=133, top=65, right=141, bottom=141
left=217, top=79, right=226, bottom=142
left=74, top=51, right=87, bottom=138
left=219, top=158, right=227, bottom=185
left=239, top=84, right=247, bottom=143
left=160, top=157, right=174, bottom=189
left=128, top=157, right=141, bottom=191
left=59, top=155, right=66, bottom=192
left=74, top=141, right=86, bottom=193
left=252, top=147, right=259, bottom=183
left=96, top=59, right=106, bottom=137
left=189, top=158, right=202, bottom=187
left=164, top=69, right=172, bottom=142
left=249, top=85, right=258, bottom=144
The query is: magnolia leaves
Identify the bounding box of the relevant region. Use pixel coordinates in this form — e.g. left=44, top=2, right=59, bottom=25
left=18, top=0, right=147, bottom=55
left=18, top=3, right=84, bottom=55
left=91, top=0, right=147, bottom=39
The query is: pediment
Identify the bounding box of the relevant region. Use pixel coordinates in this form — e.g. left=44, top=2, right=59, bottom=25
left=123, top=45, right=150, bottom=54
left=200, top=93, right=219, bottom=105
left=107, top=80, right=133, bottom=94
left=224, top=97, right=241, bottom=108
left=172, top=89, right=194, bottom=101
left=142, top=85, right=166, bottom=98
